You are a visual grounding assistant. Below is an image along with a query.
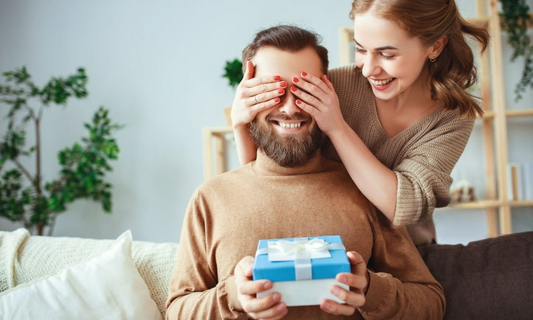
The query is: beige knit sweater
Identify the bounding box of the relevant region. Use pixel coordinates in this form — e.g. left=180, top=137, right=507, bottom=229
left=166, top=151, right=445, bottom=320
left=325, top=65, right=474, bottom=245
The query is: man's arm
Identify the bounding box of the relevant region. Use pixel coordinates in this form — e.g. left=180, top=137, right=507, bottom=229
left=165, top=190, right=246, bottom=320
left=358, top=208, right=446, bottom=320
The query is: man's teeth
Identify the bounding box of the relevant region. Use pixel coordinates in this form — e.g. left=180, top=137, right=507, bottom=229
left=279, top=122, right=302, bottom=128
left=370, top=78, right=393, bottom=86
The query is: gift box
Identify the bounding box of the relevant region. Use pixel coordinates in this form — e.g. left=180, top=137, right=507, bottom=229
left=253, top=235, right=350, bottom=306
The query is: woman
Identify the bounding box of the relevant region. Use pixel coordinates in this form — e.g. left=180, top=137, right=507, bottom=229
left=231, top=0, right=489, bottom=246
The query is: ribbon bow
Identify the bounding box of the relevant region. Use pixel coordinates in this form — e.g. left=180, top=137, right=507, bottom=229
left=269, top=238, right=332, bottom=260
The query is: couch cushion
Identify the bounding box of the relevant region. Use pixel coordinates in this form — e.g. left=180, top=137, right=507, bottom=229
left=418, top=231, right=533, bottom=320
left=0, top=230, right=162, bottom=320
left=0, top=229, right=178, bottom=318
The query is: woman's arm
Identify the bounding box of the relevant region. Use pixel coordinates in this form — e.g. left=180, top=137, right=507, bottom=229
left=328, top=122, right=398, bottom=221
left=233, top=124, right=257, bottom=165
left=231, top=61, right=284, bottom=165
left=291, top=72, right=397, bottom=221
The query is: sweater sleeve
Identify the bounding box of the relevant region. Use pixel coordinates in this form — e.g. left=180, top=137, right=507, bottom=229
left=165, top=190, right=247, bottom=320
left=358, top=209, right=446, bottom=320
left=392, top=115, right=474, bottom=226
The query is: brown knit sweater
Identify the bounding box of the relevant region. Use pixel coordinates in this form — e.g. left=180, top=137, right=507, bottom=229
left=325, top=65, right=474, bottom=245
left=166, top=151, right=445, bottom=320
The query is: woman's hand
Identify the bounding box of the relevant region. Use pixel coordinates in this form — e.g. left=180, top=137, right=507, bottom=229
left=234, top=256, right=288, bottom=320
left=290, top=72, right=345, bottom=136
left=320, top=251, right=369, bottom=316
left=231, top=61, right=286, bottom=129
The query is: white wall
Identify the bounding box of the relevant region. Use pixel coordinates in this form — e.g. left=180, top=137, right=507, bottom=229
left=0, top=0, right=531, bottom=244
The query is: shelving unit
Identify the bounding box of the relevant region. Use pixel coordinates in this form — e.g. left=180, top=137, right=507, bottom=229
left=339, top=0, right=533, bottom=237
left=203, top=126, right=233, bottom=180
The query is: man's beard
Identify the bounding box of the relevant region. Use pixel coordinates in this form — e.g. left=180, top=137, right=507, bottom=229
left=249, top=113, right=324, bottom=168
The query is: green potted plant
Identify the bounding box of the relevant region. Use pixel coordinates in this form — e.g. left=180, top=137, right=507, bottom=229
left=222, top=58, right=244, bottom=126
left=500, top=0, right=533, bottom=100
left=0, top=66, right=123, bottom=236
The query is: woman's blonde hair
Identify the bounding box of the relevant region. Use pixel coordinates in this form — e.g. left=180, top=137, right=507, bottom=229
left=350, top=0, right=490, bottom=117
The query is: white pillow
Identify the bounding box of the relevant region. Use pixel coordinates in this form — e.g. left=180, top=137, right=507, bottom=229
left=0, top=230, right=162, bottom=320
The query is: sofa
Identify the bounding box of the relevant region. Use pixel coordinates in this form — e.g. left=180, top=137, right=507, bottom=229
left=0, top=228, right=531, bottom=320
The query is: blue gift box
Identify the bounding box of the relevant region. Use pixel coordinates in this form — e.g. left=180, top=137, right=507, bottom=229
left=253, top=235, right=350, bottom=282
left=252, top=235, right=350, bottom=306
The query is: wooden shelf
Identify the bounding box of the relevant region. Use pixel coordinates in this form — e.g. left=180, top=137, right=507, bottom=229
left=446, top=200, right=501, bottom=210
left=476, top=109, right=533, bottom=120
left=445, top=199, right=533, bottom=210
left=203, top=126, right=233, bottom=180
left=506, top=109, right=533, bottom=118
left=479, top=111, right=495, bottom=120
left=509, top=200, right=533, bottom=207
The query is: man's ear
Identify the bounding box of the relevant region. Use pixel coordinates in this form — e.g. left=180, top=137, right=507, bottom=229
left=428, top=36, right=448, bottom=59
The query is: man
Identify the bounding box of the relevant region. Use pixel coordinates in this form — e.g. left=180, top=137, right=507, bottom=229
left=166, top=25, right=445, bottom=320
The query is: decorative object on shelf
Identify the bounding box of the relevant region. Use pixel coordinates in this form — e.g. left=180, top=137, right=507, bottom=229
left=450, top=180, right=477, bottom=204
left=507, top=162, right=533, bottom=200
left=499, top=0, right=533, bottom=100
left=221, top=58, right=244, bottom=126
left=0, top=66, right=123, bottom=236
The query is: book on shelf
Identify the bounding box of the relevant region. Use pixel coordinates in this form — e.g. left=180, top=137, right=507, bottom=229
left=523, top=163, right=533, bottom=200
left=507, top=162, right=533, bottom=201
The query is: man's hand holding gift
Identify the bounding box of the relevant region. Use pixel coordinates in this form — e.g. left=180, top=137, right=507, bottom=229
left=320, top=251, right=369, bottom=316
left=234, top=256, right=288, bottom=320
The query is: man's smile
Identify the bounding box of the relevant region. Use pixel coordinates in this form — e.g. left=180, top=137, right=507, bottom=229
left=272, top=120, right=306, bottom=129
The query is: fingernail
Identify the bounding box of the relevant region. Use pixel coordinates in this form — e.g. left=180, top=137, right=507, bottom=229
left=339, top=276, right=346, bottom=284
left=292, top=77, right=299, bottom=83
left=275, top=97, right=280, bottom=103
left=331, top=286, right=339, bottom=295
left=291, top=86, right=297, bottom=92
left=264, top=282, right=272, bottom=289
left=323, top=301, right=330, bottom=310
left=274, top=75, right=281, bottom=81
left=278, top=89, right=284, bottom=94
left=301, top=71, right=307, bottom=77
left=280, top=81, right=287, bottom=88
left=272, top=293, right=280, bottom=301
left=296, top=99, right=302, bottom=105
left=277, top=304, right=285, bottom=312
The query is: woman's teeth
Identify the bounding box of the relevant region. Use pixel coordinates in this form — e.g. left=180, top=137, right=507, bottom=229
left=370, top=78, right=393, bottom=86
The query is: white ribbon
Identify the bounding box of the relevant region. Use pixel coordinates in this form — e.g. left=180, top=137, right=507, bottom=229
left=256, top=237, right=345, bottom=281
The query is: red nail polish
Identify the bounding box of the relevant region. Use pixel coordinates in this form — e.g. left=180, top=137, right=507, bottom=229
left=296, top=99, right=302, bottom=105
left=278, top=89, right=284, bottom=94
left=291, top=86, right=297, bottom=92
left=274, top=75, right=281, bottom=81
left=275, top=97, right=280, bottom=103
left=301, top=71, right=307, bottom=77
left=292, top=77, right=299, bottom=83
left=280, top=81, right=287, bottom=88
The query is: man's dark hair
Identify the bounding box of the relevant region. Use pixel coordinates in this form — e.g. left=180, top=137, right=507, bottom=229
left=242, top=25, right=329, bottom=74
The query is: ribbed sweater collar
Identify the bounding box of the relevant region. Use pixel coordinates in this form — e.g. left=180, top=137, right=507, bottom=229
left=252, top=149, right=327, bottom=176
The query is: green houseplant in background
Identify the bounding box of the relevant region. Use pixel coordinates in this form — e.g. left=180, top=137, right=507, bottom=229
left=500, top=0, right=533, bottom=101
left=222, top=58, right=243, bottom=89
left=221, top=58, right=244, bottom=126
left=0, top=66, right=123, bottom=236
